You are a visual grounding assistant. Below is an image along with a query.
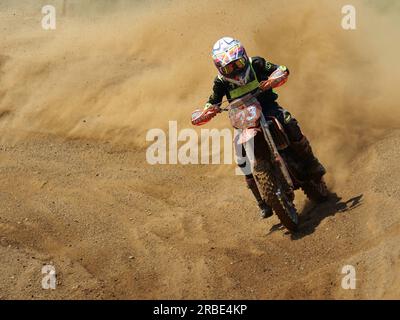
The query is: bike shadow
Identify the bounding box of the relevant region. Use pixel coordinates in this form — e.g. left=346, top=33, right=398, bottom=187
left=266, top=193, right=364, bottom=239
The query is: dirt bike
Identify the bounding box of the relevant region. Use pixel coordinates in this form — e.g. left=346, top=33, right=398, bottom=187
left=191, top=69, right=328, bottom=232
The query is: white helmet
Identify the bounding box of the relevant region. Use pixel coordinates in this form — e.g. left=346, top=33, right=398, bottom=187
left=212, top=37, right=251, bottom=86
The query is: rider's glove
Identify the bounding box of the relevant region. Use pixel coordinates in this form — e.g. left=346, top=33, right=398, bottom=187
left=203, top=103, right=220, bottom=119
left=259, top=66, right=289, bottom=91
left=204, top=102, right=221, bottom=112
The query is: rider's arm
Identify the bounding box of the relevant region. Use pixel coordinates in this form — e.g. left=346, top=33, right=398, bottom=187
left=204, top=76, right=226, bottom=109
left=252, top=56, right=290, bottom=80
left=253, top=56, right=289, bottom=91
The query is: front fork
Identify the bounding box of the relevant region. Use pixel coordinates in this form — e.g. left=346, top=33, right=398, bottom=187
left=259, top=114, right=294, bottom=191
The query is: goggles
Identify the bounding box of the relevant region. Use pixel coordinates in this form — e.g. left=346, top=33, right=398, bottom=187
left=219, top=57, right=247, bottom=76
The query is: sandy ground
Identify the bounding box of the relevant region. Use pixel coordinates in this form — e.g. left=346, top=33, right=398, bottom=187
left=1, top=0, right=400, bottom=299
left=1, top=129, right=399, bottom=299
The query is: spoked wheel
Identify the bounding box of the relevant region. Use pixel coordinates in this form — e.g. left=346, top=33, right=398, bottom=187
left=253, top=161, right=299, bottom=232
left=275, top=187, right=299, bottom=231
left=301, top=177, right=329, bottom=203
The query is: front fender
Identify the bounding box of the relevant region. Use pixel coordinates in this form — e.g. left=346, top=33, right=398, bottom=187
left=236, top=127, right=261, bottom=144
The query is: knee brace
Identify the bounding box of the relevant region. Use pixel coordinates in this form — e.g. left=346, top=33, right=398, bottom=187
left=281, top=111, right=304, bottom=142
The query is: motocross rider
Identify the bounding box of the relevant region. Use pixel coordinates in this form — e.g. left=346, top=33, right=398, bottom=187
left=202, top=37, right=326, bottom=219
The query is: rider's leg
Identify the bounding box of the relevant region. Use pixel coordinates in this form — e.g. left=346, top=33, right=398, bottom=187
left=263, top=103, right=326, bottom=179
left=290, top=135, right=326, bottom=179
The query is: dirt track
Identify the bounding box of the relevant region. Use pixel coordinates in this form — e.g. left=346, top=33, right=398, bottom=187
left=1, top=0, right=400, bottom=299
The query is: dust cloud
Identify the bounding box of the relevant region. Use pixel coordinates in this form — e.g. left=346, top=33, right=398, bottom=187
left=1, top=0, right=400, bottom=300
left=0, top=0, right=399, bottom=183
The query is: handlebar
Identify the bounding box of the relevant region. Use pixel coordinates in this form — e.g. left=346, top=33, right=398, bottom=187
left=191, top=88, right=263, bottom=126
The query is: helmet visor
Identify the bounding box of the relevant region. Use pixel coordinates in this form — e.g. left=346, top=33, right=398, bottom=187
left=219, top=57, right=248, bottom=77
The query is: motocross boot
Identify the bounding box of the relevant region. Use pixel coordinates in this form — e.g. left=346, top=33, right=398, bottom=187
left=258, top=201, right=273, bottom=219
left=291, top=136, right=326, bottom=180
left=246, top=176, right=273, bottom=219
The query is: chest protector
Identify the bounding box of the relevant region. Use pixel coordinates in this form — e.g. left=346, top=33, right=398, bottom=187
left=227, top=58, right=260, bottom=100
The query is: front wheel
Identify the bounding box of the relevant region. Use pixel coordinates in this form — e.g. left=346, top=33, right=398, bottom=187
left=253, top=161, right=299, bottom=232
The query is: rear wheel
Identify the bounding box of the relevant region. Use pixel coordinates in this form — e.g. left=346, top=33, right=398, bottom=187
left=302, top=178, right=329, bottom=203
left=253, top=161, right=299, bottom=232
